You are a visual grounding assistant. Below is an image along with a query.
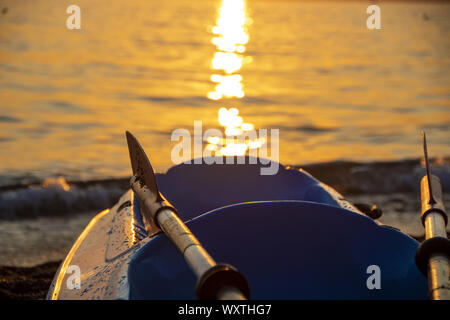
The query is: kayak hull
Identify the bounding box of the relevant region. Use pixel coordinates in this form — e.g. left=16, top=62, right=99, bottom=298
left=47, top=160, right=427, bottom=299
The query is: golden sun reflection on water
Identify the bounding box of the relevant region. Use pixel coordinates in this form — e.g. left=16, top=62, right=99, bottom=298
left=206, top=107, right=266, bottom=156
left=206, top=0, right=264, bottom=156
left=207, top=0, right=252, bottom=100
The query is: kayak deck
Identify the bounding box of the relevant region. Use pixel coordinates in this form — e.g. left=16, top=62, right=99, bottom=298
left=130, top=201, right=426, bottom=299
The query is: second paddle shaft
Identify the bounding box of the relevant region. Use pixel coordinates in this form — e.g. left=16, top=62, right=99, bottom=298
left=418, top=172, right=450, bottom=300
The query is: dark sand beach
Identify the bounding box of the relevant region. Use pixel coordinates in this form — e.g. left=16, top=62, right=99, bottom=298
left=0, top=261, right=61, bottom=300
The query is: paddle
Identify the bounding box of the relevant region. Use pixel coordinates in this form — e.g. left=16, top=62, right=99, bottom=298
left=125, top=131, right=250, bottom=300
left=415, top=132, right=450, bottom=300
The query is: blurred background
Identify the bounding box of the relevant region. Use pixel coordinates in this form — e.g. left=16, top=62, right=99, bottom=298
left=0, top=0, right=449, bottom=269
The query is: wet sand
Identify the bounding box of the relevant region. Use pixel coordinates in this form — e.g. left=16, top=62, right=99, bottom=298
left=0, top=213, right=95, bottom=267
left=0, top=261, right=61, bottom=300
left=0, top=213, right=95, bottom=300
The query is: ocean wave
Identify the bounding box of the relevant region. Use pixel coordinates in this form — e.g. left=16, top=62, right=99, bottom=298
left=0, top=177, right=128, bottom=220
left=275, top=124, right=337, bottom=133
left=137, top=95, right=275, bottom=107
left=0, top=116, right=22, bottom=123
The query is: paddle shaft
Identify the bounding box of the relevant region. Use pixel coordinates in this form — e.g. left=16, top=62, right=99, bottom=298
left=420, top=175, right=450, bottom=300
left=423, top=212, right=450, bottom=300
left=126, top=132, right=249, bottom=300
left=157, top=209, right=247, bottom=300
left=131, top=177, right=246, bottom=300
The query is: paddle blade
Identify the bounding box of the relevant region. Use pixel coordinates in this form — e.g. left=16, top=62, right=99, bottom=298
left=422, top=131, right=435, bottom=204
left=126, top=131, right=160, bottom=198
left=126, top=131, right=164, bottom=236
left=420, top=132, right=447, bottom=225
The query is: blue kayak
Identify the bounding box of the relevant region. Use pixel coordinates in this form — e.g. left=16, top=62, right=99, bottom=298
left=47, top=158, right=427, bottom=299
